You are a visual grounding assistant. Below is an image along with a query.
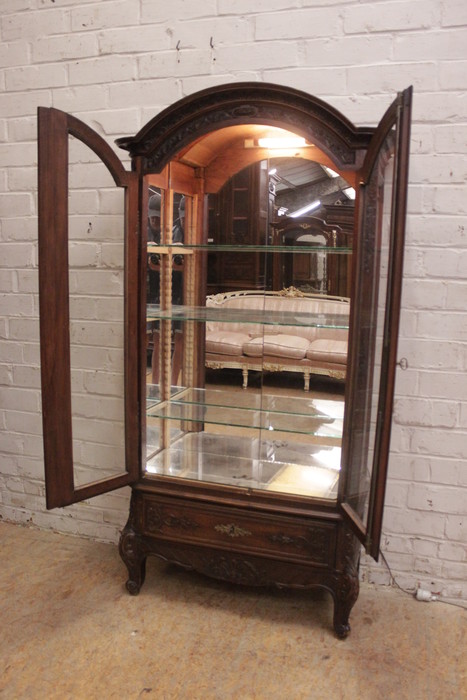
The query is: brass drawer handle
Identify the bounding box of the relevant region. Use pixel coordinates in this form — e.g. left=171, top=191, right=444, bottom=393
left=215, top=523, right=252, bottom=538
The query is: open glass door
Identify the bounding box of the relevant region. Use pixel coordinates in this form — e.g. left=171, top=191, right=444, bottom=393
left=38, top=108, right=139, bottom=508
left=339, top=87, right=412, bottom=559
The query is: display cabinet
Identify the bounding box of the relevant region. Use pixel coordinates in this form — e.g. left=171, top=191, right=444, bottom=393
left=38, top=83, right=412, bottom=637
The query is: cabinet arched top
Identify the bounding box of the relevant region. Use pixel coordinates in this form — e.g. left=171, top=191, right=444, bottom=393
left=115, top=82, right=375, bottom=172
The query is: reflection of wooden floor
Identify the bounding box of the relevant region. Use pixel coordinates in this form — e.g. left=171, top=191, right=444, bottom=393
left=206, top=370, right=344, bottom=447
left=146, top=368, right=344, bottom=496
left=205, top=367, right=345, bottom=403
left=145, top=367, right=345, bottom=405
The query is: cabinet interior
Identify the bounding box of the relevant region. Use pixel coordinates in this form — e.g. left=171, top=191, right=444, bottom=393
left=144, top=125, right=355, bottom=501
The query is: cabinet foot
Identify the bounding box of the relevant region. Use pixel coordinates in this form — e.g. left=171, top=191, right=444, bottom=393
left=331, top=569, right=359, bottom=639
left=119, top=524, right=147, bottom=596
left=126, top=570, right=145, bottom=596
left=334, top=621, right=351, bottom=639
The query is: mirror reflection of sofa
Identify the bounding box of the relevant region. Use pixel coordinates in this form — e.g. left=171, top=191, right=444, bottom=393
left=205, top=288, right=349, bottom=390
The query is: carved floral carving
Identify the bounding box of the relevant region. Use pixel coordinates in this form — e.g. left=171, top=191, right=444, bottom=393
left=145, top=503, right=200, bottom=534
left=267, top=525, right=330, bottom=564
left=214, top=523, right=252, bottom=538
left=204, top=555, right=269, bottom=586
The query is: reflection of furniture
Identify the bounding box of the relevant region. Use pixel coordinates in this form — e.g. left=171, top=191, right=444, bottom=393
left=323, top=203, right=354, bottom=237
left=149, top=326, right=183, bottom=385
left=205, top=288, right=349, bottom=390
left=207, top=162, right=274, bottom=293
left=146, top=250, right=186, bottom=386
left=271, top=216, right=349, bottom=296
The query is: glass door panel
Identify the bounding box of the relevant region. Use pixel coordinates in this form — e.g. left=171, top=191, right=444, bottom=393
left=145, top=182, right=196, bottom=463
left=340, top=87, right=412, bottom=557
left=38, top=107, right=138, bottom=509
left=344, top=141, right=395, bottom=516
left=67, top=136, right=126, bottom=488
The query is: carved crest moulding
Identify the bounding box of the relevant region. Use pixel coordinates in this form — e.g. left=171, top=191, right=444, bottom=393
left=115, top=83, right=374, bottom=172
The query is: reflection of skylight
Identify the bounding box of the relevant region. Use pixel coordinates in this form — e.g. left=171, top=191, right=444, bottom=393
left=289, top=199, right=321, bottom=218
left=343, top=187, right=356, bottom=200
left=322, top=165, right=339, bottom=178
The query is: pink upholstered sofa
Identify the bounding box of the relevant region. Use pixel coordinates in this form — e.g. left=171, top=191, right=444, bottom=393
left=205, top=288, right=349, bottom=390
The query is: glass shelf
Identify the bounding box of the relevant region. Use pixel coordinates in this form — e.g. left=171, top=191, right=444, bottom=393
left=146, top=384, right=188, bottom=403
left=145, top=432, right=340, bottom=499
left=147, top=304, right=349, bottom=329
left=146, top=385, right=344, bottom=442
left=147, top=243, right=352, bottom=254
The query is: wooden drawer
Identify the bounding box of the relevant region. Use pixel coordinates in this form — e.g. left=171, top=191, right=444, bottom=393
left=141, top=495, right=336, bottom=568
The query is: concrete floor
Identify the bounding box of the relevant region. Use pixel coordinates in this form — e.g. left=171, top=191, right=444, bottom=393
left=1, top=521, right=465, bottom=700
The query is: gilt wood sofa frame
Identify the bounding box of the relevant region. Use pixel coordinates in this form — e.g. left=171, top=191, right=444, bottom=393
left=204, top=288, right=349, bottom=391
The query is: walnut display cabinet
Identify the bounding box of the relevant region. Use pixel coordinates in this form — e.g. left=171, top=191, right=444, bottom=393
left=38, top=83, right=412, bottom=637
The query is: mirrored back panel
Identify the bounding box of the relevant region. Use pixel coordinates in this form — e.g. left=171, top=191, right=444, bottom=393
left=143, top=135, right=354, bottom=501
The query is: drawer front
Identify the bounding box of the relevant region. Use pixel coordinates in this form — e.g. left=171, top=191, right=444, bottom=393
left=142, top=495, right=336, bottom=568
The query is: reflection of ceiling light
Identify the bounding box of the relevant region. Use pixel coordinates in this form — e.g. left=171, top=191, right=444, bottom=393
left=343, top=187, right=356, bottom=200
left=258, top=137, right=306, bottom=149
left=313, top=399, right=345, bottom=420
left=313, top=447, right=341, bottom=471
left=277, top=206, right=288, bottom=216
left=299, top=467, right=337, bottom=490
left=289, top=200, right=321, bottom=218
left=268, top=167, right=277, bottom=175
left=322, top=165, right=339, bottom=178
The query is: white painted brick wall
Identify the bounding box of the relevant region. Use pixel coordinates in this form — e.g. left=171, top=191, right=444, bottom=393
left=1, top=0, right=466, bottom=603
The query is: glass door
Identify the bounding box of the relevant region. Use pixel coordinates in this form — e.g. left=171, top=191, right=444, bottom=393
left=340, top=87, right=412, bottom=558
left=38, top=108, right=139, bottom=508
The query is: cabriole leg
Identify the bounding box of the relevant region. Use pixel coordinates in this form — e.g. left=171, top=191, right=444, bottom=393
left=332, top=569, right=359, bottom=639
left=119, top=522, right=147, bottom=596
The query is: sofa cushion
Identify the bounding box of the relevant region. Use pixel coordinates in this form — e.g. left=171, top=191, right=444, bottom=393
left=243, top=334, right=309, bottom=360
left=206, top=331, right=251, bottom=356
left=307, top=339, right=348, bottom=365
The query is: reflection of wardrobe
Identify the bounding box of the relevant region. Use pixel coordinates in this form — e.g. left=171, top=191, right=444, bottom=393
left=271, top=216, right=350, bottom=297
left=207, top=161, right=274, bottom=293
left=323, top=204, right=354, bottom=238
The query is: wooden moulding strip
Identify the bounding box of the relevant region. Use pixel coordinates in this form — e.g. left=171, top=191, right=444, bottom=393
left=160, top=190, right=174, bottom=448
left=147, top=245, right=194, bottom=255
